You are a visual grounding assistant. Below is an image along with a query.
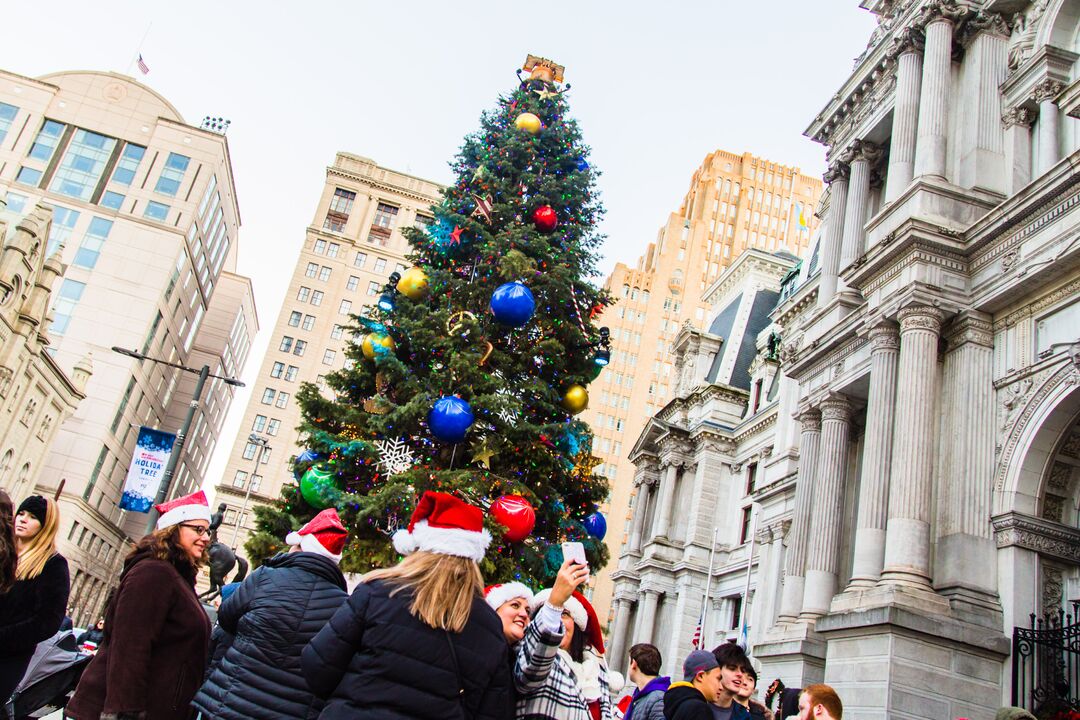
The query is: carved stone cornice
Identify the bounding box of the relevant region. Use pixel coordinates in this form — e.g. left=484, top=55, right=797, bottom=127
left=993, top=511, right=1080, bottom=564
left=914, top=0, right=967, bottom=29
left=1032, top=78, right=1065, bottom=104
left=1001, top=106, right=1035, bottom=129
left=957, top=10, right=1011, bottom=46
left=868, top=321, right=901, bottom=352
left=994, top=276, right=1080, bottom=331
left=851, top=139, right=885, bottom=165
left=898, top=304, right=945, bottom=334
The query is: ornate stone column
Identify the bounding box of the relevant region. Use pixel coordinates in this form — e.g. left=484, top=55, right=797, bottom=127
left=913, top=7, right=963, bottom=180
left=628, top=480, right=652, bottom=552
left=1034, top=79, right=1064, bottom=176
left=880, top=305, right=945, bottom=589
left=800, top=395, right=852, bottom=619
left=633, top=589, right=661, bottom=646
left=652, top=463, right=680, bottom=540
left=1003, top=107, right=1034, bottom=195
left=777, top=409, right=821, bottom=623
left=840, top=141, right=882, bottom=269
left=957, top=13, right=1009, bottom=194
left=818, top=163, right=849, bottom=303
left=607, top=597, right=633, bottom=673
left=848, top=322, right=900, bottom=588
left=885, top=31, right=924, bottom=201
left=936, top=313, right=998, bottom=605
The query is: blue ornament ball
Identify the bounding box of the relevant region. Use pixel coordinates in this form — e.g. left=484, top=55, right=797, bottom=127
left=583, top=512, right=607, bottom=540
left=428, top=395, right=475, bottom=443
left=575, top=157, right=590, bottom=172
left=490, top=281, right=536, bottom=327
left=293, top=448, right=321, bottom=479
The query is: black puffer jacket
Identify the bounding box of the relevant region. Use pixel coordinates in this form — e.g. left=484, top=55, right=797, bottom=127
left=191, top=552, right=348, bottom=720
left=302, top=578, right=511, bottom=719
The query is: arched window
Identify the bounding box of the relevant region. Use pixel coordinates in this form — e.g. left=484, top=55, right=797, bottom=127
left=0, top=449, right=12, bottom=481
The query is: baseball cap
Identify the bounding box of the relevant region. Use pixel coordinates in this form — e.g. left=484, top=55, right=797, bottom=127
left=683, top=649, right=720, bottom=681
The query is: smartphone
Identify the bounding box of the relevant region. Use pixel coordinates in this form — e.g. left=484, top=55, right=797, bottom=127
left=561, top=541, right=587, bottom=566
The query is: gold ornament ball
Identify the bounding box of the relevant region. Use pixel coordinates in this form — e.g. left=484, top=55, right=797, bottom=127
left=397, top=266, right=429, bottom=300
left=361, top=333, right=396, bottom=360
left=515, top=112, right=542, bottom=134
left=562, top=385, right=589, bottom=414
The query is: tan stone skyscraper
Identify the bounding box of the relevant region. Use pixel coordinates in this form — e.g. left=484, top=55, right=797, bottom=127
left=216, top=153, right=442, bottom=554
left=586, top=150, right=822, bottom=620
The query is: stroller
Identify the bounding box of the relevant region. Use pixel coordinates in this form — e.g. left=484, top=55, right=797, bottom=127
left=4, top=630, right=92, bottom=719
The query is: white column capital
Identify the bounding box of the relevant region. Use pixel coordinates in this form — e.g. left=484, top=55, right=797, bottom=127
left=1032, top=78, right=1065, bottom=104
left=798, top=408, right=822, bottom=432
left=869, top=321, right=901, bottom=352
left=944, top=311, right=994, bottom=349
left=820, top=394, right=852, bottom=423
left=898, top=305, right=945, bottom=333
left=823, top=161, right=850, bottom=184
left=1002, top=106, right=1035, bottom=129
left=887, top=26, right=925, bottom=59
left=915, top=0, right=967, bottom=29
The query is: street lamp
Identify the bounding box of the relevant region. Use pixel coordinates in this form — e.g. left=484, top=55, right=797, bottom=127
left=111, top=347, right=245, bottom=534
left=230, top=432, right=269, bottom=549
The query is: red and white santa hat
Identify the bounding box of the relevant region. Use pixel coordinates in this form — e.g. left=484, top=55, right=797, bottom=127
left=532, top=589, right=605, bottom=654
left=285, top=508, right=348, bottom=563
left=392, top=491, right=492, bottom=563
left=155, top=490, right=212, bottom=530
left=484, top=582, right=534, bottom=611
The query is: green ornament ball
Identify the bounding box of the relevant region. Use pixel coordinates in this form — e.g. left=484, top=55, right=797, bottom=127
left=299, top=463, right=339, bottom=510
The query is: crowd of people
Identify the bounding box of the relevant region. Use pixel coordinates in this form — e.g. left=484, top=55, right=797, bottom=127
left=0, top=485, right=1040, bottom=720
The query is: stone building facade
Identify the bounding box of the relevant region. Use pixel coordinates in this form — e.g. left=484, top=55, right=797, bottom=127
left=587, top=151, right=822, bottom=621
left=216, top=153, right=442, bottom=556
left=0, top=68, right=258, bottom=626
left=0, top=200, right=91, bottom=500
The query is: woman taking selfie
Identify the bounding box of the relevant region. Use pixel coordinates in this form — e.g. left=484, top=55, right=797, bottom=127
left=67, top=491, right=213, bottom=720
left=0, top=494, right=69, bottom=702
left=303, top=491, right=510, bottom=719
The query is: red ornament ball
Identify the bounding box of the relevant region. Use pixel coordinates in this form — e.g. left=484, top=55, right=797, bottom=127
left=491, top=494, right=536, bottom=543
left=532, top=205, right=558, bottom=233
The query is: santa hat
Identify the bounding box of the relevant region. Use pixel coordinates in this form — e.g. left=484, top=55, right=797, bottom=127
left=392, top=491, right=491, bottom=562
left=531, top=589, right=605, bottom=654
left=155, top=490, right=212, bottom=530
left=484, top=582, right=534, bottom=611
left=285, top=508, right=348, bottom=563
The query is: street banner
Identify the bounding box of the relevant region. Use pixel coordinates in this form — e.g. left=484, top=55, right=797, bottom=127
left=119, top=426, right=176, bottom=512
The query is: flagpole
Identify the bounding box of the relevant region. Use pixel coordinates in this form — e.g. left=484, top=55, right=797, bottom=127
left=126, top=22, right=153, bottom=75
left=700, top=525, right=719, bottom=646
left=737, top=503, right=761, bottom=649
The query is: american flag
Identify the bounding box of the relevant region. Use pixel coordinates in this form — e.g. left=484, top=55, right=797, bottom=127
left=690, top=608, right=704, bottom=650
left=136, top=54, right=150, bottom=75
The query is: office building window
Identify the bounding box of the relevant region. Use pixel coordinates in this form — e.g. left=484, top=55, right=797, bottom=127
left=279, top=337, right=294, bottom=353
left=271, top=361, right=285, bottom=378
left=327, top=242, right=340, bottom=258
left=111, top=143, right=146, bottom=186
left=374, top=258, right=387, bottom=273
left=346, top=275, right=359, bottom=292
left=242, top=442, right=259, bottom=460
left=49, top=129, right=117, bottom=201
left=73, top=217, right=114, bottom=269
left=275, top=392, right=289, bottom=409
left=310, top=291, right=324, bottom=306
left=313, top=239, right=326, bottom=254
left=322, top=349, right=336, bottom=365
left=294, top=340, right=307, bottom=356
left=414, top=213, right=434, bottom=229
left=154, top=152, right=190, bottom=196
left=144, top=201, right=170, bottom=222
left=288, top=311, right=302, bottom=327
left=746, top=462, right=758, bottom=495
left=305, top=262, right=319, bottom=278
left=267, top=418, right=280, bottom=436
left=232, top=470, right=248, bottom=488
left=285, top=365, right=298, bottom=382
left=331, top=324, right=344, bottom=340
left=49, top=279, right=85, bottom=335
left=739, top=507, right=753, bottom=544
left=16, top=166, right=42, bottom=187
left=338, top=300, right=352, bottom=315
left=367, top=281, right=380, bottom=296
left=261, top=388, right=275, bottom=404
left=324, top=187, right=355, bottom=233
left=319, top=266, right=332, bottom=282
left=297, top=286, right=311, bottom=302
left=100, top=190, right=124, bottom=210
left=0, top=102, right=17, bottom=144
left=354, top=252, right=367, bottom=268
left=28, top=119, right=64, bottom=162
left=302, top=315, right=315, bottom=331
left=729, top=596, right=743, bottom=630
left=4, top=193, right=27, bottom=213
left=250, top=475, right=263, bottom=491
left=252, top=415, right=267, bottom=432
left=372, top=202, right=399, bottom=229
left=47, top=206, right=81, bottom=256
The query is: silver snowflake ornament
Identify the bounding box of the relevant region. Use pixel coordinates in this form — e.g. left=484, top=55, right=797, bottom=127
left=375, top=437, right=416, bottom=476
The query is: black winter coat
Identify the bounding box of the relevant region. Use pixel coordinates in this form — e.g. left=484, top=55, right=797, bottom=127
left=302, top=578, right=511, bottom=720
left=664, top=683, right=714, bottom=720
left=191, top=551, right=348, bottom=720
left=0, top=553, right=69, bottom=701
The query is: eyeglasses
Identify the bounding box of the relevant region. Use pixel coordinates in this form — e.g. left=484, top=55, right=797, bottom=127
left=178, top=523, right=211, bottom=536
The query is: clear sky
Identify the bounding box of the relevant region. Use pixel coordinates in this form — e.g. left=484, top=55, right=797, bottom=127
left=2, top=1, right=878, bottom=493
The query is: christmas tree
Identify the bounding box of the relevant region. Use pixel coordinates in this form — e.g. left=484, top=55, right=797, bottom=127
left=247, top=56, right=612, bottom=587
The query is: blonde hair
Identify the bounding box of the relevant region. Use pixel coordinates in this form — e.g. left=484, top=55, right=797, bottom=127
left=16, top=495, right=59, bottom=581
left=364, top=551, right=483, bottom=633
